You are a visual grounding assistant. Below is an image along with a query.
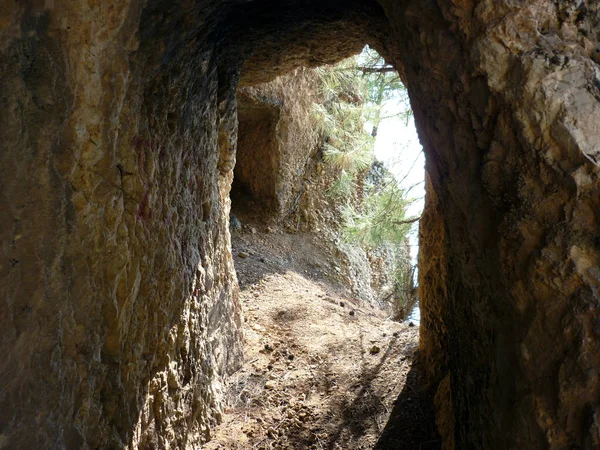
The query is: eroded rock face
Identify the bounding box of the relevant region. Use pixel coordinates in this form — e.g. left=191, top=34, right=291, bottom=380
left=0, top=1, right=384, bottom=448
left=234, top=69, right=319, bottom=214
left=1, top=0, right=599, bottom=449
left=0, top=2, right=245, bottom=448
left=379, top=1, right=600, bottom=448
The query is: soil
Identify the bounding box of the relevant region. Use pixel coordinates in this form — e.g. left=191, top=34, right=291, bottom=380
left=204, top=221, right=440, bottom=449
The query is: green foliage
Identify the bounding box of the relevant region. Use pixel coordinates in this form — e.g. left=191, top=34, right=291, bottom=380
left=326, top=170, right=355, bottom=198
left=322, top=142, right=372, bottom=173
left=390, top=249, right=417, bottom=321
left=313, top=60, right=374, bottom=195
left=314, top=47, right=418, bottom=245
left=358, top=46, right=413, bottom=135
left=341, top=174, right=416, bottom=247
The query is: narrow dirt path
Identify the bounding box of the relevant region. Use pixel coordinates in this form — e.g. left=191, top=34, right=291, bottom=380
left=205, top=228, right=438, bottom=449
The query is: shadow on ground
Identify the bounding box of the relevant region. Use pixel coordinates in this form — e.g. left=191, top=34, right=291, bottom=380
left=266, top=332, right=437, bottom=450
left=374, top=360, right=441, bottom=450
left=322, top=333, right=400, bottom=448
left=224, top=217, right=440, bottom=449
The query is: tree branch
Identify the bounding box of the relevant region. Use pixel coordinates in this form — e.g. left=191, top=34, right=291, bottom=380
left=391, top=216, right=421, bottom=226
left=356, top=66, right=397, bottom=74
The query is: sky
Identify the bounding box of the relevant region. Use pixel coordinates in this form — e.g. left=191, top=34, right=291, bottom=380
left=356, top=46, right=425, bottom=322
left=372, top=96, right=425, bottom=263
left=372, top=90, right=425, bottom=323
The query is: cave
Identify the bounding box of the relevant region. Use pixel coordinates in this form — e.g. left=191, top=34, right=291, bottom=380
left=1, top=1, right=600, bottom=449
left=232, top=69, right=323, bottom=220
left=231, top=91, right=282, bottom=216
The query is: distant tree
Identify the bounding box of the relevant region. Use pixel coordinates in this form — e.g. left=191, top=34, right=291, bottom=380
left=313, top=58, right=374, bottom=198
left=341, top=174, right=418, bottom=246
left=315, top=47, right=419, bottom=244
left=313, top=48, right=420, bottom=320
left=357, top=46, right=412, bottom=138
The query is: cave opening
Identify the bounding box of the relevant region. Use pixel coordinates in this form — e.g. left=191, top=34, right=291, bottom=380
left=230, top=91, right=282, bottom=221
left=221, top=38, right=433, bottom=446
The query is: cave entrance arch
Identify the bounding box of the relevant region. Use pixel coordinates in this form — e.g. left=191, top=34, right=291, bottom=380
left=228, top=45, right=431, bottom=446
left=231, top=0, right=600, bottom=449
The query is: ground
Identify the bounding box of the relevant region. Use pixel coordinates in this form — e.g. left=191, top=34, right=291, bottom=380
left=204, top=220, right=440, bottom=450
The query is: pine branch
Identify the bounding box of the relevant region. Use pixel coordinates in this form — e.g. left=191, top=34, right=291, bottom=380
left=404, top=182, right=424, bottom=196
left=391, top=216, right=421, bottom=226
left=379, top=111, right=413, bottom=121
left=356, top=66, right=397, bottom=73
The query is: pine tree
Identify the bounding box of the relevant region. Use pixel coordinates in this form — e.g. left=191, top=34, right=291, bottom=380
left=313, top=48, right=420, bottom=320
left=357, top=47, right=412, bottom=138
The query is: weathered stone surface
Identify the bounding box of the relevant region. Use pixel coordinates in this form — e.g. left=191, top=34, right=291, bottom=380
left=235, top=69, right=319, bottom=214
left=0, top=2, right=245, bottom=448
left=377, top=1, right=600, bottom=448
left=235, top=70, right=409, bottom=310
left=0, top=1, right=386, bottom=448
left=1, top=0, right=599, bottom=449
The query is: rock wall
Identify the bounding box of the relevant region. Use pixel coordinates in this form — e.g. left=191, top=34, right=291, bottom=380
left=234, top=69, right=319, bottom=215
left=235, top=91, right=282, bottom=211
left=0, top=1, right=384, bottom=448
left=0, top=2, right=245, bottom=448
left=1, top=0, right=600, bottom=449
left=236, top=69, right=410, bottom=310
left=378, top=0, right=600, bottom=448
left=234, top=68, right=404, bottom=309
